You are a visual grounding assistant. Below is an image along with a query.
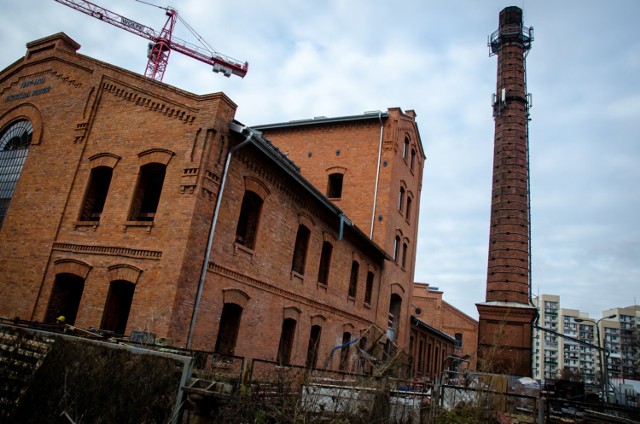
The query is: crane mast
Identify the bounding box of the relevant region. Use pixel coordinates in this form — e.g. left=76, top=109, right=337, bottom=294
left=53, top=0, right=248, bottom=81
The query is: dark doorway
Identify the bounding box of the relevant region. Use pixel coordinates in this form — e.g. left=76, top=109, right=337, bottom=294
left=45, top=273, right=85, bottom=325
left=100, top=280, right=135, bottom=334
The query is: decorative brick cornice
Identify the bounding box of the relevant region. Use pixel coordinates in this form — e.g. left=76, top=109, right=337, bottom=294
left=53, top=242, right=161, bottom=260
left=101, top=80, right=197, bottom=125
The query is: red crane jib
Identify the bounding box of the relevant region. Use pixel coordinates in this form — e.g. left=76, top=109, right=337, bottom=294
left=53, top=0, right=248, bottom=81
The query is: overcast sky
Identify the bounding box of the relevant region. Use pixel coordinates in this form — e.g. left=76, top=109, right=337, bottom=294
left=2, top=0, right=639, bottom=320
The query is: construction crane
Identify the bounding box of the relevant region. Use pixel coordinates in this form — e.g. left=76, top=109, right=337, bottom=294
left=53, top=0, right=248, bottom=82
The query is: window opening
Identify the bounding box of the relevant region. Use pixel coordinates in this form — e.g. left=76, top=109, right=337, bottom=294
left=418, top=339, right=425, bottom=374
left=277, top=318, right=297, bottom=365
left=398, top=186, right=405, bottom=211
left=317, top=241, right=333, bottom=284
left=306, top=325, right=322, bottom=369
left=403, top=136, right=410, bottom=159
left=291, top=225, right=311, bottom=275
left=215, top=303, right=243, bottom=355
left=45, top=273, right=85, bottom=325
left=410, top=148, right=416, bottom=171
left=129, top=163, right=166, bottom=221
left=393, top=236, right=400, bottom=262
left=236, top=191, right=263, bottom=249
left=339, top=331, right=351, bottom=370
left=0, top=119, right=32, bottom=227
left=327, top=173, right=343, bottom=199
left=100, top=280, right=134, bottom=334
left=348, top=261, right=359, bottom=298
left=388, top=294, right=402, bottom=342
left=80, top=166, right=113, bottom=221
left=455, top=333, right=463, bottom=348
left=402, top=242, right=408, bottom=269
left=364, top=271, right=374, bottom=305
left=406, top=196, right=412, bottom=222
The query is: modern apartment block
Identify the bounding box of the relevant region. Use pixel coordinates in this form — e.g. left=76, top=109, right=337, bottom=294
left=602, top=306, right=640, bottom=380
left=533, top=295, right=638, bottom=384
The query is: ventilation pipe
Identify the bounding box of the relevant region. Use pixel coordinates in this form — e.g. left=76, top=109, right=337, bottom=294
left=187, top=123, right=252, bottom=349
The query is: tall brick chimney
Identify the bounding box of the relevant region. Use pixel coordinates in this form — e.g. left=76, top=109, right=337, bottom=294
left=476, top=6, right=537, bottom=377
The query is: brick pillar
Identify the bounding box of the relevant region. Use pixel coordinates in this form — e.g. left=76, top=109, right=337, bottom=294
left=477, top=6, right=537, bottom=377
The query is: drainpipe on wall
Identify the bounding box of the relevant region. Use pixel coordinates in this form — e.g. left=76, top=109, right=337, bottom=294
left=369, top=111, right=384, bottom=239
left=186, top=123, right=252, bottom=349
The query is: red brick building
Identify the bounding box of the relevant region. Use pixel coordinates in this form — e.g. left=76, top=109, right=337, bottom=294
left=0, top=33, right=424, bottom=371
left=254, top=107, right=425, bottom=350
left=412, top=282, right=478, bottom=373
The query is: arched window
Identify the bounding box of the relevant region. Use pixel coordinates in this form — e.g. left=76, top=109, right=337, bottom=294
left=402, top=242, right=408, bottom=269
left=403, top=136, right=410, bottom=159
left=0, top=119, right=32, bottom=227
left=277, top=318, right=297, bottom=365
left=364, top=271, right=374, bottom=305
left=306, top=325, right=322, bottom=369
left=327, top=173, right=343, bottom=199
left=291, top=224, right=311, bottom=275
left=236, top=191, right=263, bottom=249
left=80, top=166, right=113, bottom=221
left=339, top=331, right=352, bottom=370
left=45, top=273, right=85, bottom=325
left=398, top=186, right=405, bottom=212
left=317, top=241, right=333, bottom=284
left=100, top=280, right=135, bottom=334
left=410, top=148, right=416, bottom=172
left=393, top=235, right=400, bottom=263
left=348, top=261, right=359, bottom=298
left=129, top=162, right=166, bottom=221
left=215, top=303, right=244, bottom=355
left=406, top=196, right=412, bottom=222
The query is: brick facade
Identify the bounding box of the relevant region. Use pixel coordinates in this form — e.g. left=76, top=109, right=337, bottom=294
left=0, top=33, right=425, bottom=372
left=412, top=282, right=478, bottom=372
left=254, top=108, right=424, bottom=349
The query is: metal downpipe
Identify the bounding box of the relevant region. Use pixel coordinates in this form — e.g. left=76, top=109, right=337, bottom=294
left=369, top=111, right=384, bottom=239
left=186, top=125, right=252, bottom=349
